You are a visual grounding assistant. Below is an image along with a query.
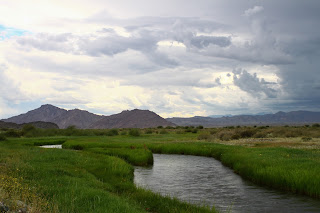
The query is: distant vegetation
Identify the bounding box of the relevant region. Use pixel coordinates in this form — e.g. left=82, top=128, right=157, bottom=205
left=1, top=123, right=320, bottom=139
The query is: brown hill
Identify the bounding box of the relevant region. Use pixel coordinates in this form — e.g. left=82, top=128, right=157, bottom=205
left=3, top=105, right=102, bottom=129
left=2, top=104, right=174, bottom=129
left=90, top=109, right=175, bottom=129
left=3, top=104, right=67, bottom=124
left=52, top=109, right=103, bottom=129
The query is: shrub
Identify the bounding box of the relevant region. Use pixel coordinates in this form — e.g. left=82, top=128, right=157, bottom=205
left=4, top=129, right=21, bottom=137
left=159, top=129, right=168, bottom=134
left=231, top=134, right=240, bottom=140
left=65, top=125, right=77, bottom=136
left=0, top=134, right=7, bottom=141
left=217, top=130, right=232, bottom=141
left=191, top=129, right=198, bottom=133
left=157, top=126, right=163, bottom=129
left=254, top=132, right=268, bottom=138
left=238, top=129, right=256, bottom=138
left=210, top=129, right=218, bottom=135
left=312, top=123, right=320, bottom=128
left=129, top=129, right=140, bottom=137
left=22, top=124, right=36, bottom=133
left=121, top=131, right=127, bottom=135
left=145, top=129, right=153, bottom=134
left=197, top=125, right=204, bottom=129
left=107, top=129, right=119, bottom=136
left=22, top=124, right=38, bottom=137
left=197, top=132, right=210, bottom=140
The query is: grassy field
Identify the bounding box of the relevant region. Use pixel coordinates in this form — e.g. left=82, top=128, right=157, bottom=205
left=0, top=137, right=216, bottom=213
left=1, top=125, right=320, bottom=212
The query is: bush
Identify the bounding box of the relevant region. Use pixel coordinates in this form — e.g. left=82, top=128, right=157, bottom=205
left=106, top=129, right=119, bottom=136
left=197, top=132, right=210, bottom=140
left=191, top=129, right=198, bottom=133
left=238, top=129, right=256, bottom=138
left=0, top=134, right=7, bottom=141
left=254, top=132, right=268, bottom=138
left=4, top=129, right=21, bottom=137
left=22, top=124, right=36, bottom=133
left=217, top=130, right=232, bottom=141
left=231, top=134, right=240, bottom=140
left=197, top=125, right=204, bottom=129
left=65, top=125, right=77, bottom=136
left=159, top=129, right=168, bottom=134
left=129, top=129, right=140, bottom=137
left=145, top=129, right=153, bottom=134
left=209, top=129, right=218, bottom=135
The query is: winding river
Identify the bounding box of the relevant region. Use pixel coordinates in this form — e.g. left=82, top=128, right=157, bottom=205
left=134, top=154, right=320, bottom=213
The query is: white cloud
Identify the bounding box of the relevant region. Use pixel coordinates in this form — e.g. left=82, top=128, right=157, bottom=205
left=244, top=6, right=264, bottom=17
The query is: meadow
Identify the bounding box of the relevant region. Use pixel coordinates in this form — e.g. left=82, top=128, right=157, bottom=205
left=0, top=124, right=320, bottom=212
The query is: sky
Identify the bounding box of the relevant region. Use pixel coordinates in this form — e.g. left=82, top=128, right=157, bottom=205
left=0, top=0, right=320, bottom=118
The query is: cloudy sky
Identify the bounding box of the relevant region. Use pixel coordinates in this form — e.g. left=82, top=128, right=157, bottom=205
left=0, top=0, right=319, bottom=118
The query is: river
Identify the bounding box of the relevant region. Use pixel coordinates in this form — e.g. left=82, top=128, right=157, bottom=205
left=134, top=154, right=320, bottom=213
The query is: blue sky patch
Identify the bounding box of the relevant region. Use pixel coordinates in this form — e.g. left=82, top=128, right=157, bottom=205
left=0, top=25, right=28, bottom=40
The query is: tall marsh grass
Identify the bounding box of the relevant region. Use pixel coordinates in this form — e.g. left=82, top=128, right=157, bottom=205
left=1, top=138, right=217, bottom=213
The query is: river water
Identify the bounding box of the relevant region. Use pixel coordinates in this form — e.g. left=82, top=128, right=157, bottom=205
left=134, top=154, right=320, bottom=213
left=40, top=144, right=62, bottom=149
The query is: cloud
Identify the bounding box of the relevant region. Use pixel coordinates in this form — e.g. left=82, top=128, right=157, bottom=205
left=190, top=35, right=231, bottom=49
left=232, top=68, right=278, bottom=98
left=244, top=6, right=264, bottom=17
left=0, top=64, right=26, bottom=102
left=1, top=0, right=320, bottom=118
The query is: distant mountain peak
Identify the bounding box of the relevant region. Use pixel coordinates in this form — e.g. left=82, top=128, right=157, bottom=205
left=3, top=104, right=175, bottom=129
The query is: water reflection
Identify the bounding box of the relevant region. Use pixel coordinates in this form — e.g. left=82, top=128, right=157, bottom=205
left=40, top=144, right=62, bottom=149
left=134, top=154, right=320, bottom=213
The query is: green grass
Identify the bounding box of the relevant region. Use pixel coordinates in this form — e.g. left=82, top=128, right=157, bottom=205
left=62, top=135, right=320, bottom=199
left=0, top=137, right=217, bottom=213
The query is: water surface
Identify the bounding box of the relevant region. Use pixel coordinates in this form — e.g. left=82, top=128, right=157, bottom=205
left=40, top=144, right=62, bottom=149
left=134, top=154, right=320, bottom=213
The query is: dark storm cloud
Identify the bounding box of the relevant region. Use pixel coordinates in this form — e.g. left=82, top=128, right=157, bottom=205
left=190, top=35, right=231, bottom=48
left=233, top=68, right=278, bottom=98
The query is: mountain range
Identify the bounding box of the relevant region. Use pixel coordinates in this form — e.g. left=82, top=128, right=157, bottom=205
left=167, top=111, right=320, bottom=127
left=2, top=105, right=320, bottom=129
left=2, top=104, right=175, bottom=129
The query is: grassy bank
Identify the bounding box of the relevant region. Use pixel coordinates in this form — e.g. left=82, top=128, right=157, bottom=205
left=62, top=135, right=320, bottom=199
left=0, top=138, right=216, bottom=213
